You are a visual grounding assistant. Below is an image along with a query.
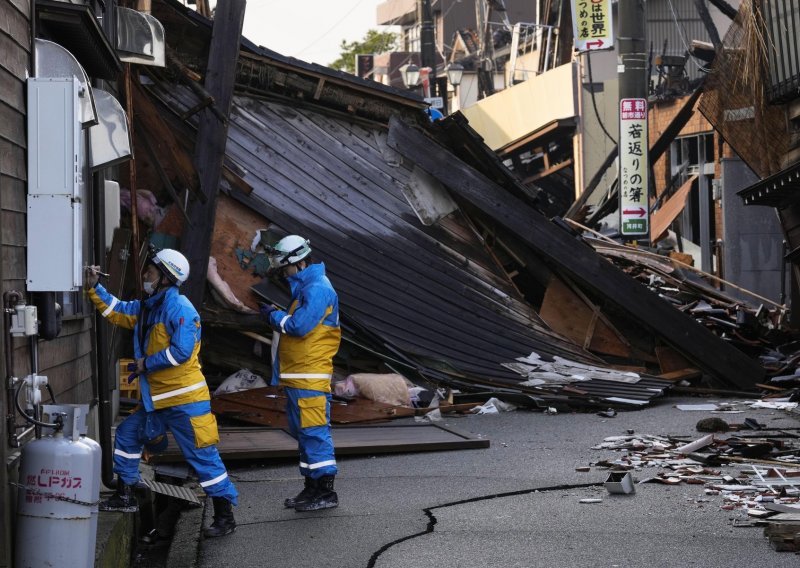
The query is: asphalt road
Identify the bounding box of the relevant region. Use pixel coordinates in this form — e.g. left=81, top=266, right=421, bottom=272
left=190, top=396, right=800, bottom=568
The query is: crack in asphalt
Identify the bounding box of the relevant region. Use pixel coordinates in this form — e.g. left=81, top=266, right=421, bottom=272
left=365, top=482, right=601, bottom=568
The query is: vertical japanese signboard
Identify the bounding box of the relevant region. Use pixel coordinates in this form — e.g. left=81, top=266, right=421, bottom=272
left=619, top=98, right=649, bottom=238
left=571, top=0, right=614, bottom=52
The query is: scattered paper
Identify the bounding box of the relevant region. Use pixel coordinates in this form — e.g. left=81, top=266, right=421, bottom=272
left=749, top=401, right=798, bottom=410
left=472, top=397, right=517, bottom=415
left=676, top=404, right=719, bottom=411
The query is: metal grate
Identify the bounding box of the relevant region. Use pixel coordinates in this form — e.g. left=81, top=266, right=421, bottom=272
left=145, top=480, right=202, bottom=507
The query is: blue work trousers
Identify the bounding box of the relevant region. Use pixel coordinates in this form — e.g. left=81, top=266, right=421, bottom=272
left=113, top=402, right=238, bottom=504
left=285, top=387, right=337, bottom=479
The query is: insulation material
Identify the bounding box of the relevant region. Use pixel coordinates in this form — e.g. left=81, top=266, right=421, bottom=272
left=349, top=373, right=411, bottom=407
left=207, top=256, right=256, bottom=314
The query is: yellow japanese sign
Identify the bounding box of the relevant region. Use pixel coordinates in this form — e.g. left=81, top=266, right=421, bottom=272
left=571, top=0, right=614, bottom=52
left=619, top=98, right=649, bottom=237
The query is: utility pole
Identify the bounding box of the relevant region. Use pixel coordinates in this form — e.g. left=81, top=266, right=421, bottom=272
left=617, top=0, right=650, bottom=243
left=474, top=0, right=495, bottom=99
left=618, top=0, right=647, bottom=101
left=419, top=0, right=437, bottom=96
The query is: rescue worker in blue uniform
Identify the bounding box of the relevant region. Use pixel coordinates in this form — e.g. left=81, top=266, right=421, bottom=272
left=85, top=248, right=238, bottom=538
left=260, top=235, right=341, bottom=511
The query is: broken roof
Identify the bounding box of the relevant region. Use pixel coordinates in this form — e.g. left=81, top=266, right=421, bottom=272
left=146, top=76, right=615, bottom=388
left=138, top=0, right=770, bottom=407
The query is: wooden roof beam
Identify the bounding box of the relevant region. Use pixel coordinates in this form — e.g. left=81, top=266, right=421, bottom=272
left=387, top=117, right=765, bottom=390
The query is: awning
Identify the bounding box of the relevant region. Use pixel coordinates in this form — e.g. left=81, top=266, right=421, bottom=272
left=35, top=0, right=121, bottom=80
left=117, top=7, right=166, bottom=67
left=88, top=89, right=132, bottom=170
left=34, top=39, right=97, bottom=127
left=737, top=159, right=800, bottom=207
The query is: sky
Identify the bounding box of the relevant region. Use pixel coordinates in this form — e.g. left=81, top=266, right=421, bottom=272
left=238, top=0, right=396, bottom=67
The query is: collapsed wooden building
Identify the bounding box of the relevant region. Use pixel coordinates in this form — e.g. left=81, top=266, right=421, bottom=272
left=111, top=0, right=788, bottom=421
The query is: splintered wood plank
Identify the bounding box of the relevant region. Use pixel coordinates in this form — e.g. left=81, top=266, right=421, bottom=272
left=211, top=385, right=416, bottom=427
left=655, top=345, right=694, bottom=374
left=150, top=423, right=489, bottom=462
left=539, top=277, right=631, bottom=358
left=212, top=398, right=288, bottom=428
left=209, top=194, right=268, bottom=311
left=657, top=368, right=702, bottom=382
left=651, top=174, right=698, bottom=242
left=150, top=428, right=298, bottom=462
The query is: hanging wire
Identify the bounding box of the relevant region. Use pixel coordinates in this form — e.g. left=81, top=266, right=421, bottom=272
left=294, top=0, right=369, bottom=57
left=585, top=50, right=618, bottom=146
left=665, top=0, right=713, bottom=74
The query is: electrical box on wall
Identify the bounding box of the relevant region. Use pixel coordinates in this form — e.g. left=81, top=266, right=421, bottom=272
left=104, top=180, right=121, bottom=250
left=27, top=78, right=83, bottom=291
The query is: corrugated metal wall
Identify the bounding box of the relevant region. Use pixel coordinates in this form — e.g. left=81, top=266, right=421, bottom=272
left=763, top=0, right=800, bottom=104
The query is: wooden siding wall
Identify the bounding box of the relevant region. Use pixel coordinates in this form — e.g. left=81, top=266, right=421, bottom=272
left=1, top=0, right=29, bottom=294
left=1, top=2, right=97, bottom=564
left=1, top=0, right=95, bottom=407
left=0, top=1, right=29, bottom=564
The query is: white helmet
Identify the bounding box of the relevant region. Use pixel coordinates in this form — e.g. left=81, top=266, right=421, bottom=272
left=152, top=249, right=190, bottom=286
left=268, top=235, right=311, bottom=270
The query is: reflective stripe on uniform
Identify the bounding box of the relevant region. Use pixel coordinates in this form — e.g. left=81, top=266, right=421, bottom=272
left=165, top=347, right=179, bottom=367
left=114, top=448, right=142, bottom=459
left=200, top=472, right=228, bottom=488
left=151, top=380, right=207, bottom=402
left=279, top=314, right=291, bottom=333
left=102, top=297, right=119, bottom=317
left=280, top=373, right=332, bottom=379
left=308, top=459, right=336, bottom=470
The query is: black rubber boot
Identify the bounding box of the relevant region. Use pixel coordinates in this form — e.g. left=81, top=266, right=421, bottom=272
left=99, top=479, right=138, bottom=513
left=203, top=497, right=236, bottom=538
left=295, top=475, right=338, bottom=512
left=284, top=477, right=316, bottom=509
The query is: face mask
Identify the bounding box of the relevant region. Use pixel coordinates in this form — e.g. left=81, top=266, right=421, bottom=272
left=143, top=280, right=157, bottom=295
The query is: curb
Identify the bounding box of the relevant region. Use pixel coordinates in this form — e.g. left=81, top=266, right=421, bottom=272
left=95, top=511, right=136, bottom=568
left=164, top=502, right=205, bottom=568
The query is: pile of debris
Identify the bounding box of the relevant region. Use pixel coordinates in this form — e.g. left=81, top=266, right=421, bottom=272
left=589, top=406, right=800, bottom=553
left=587, top=237, right=790, bottom=352
left=578, top=235, right=800, bottom=399
left=207, top=370, right=512, bottom=429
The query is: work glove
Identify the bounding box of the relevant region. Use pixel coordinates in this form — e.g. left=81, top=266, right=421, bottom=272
left=126, top=359, right=146, bottom=382
left=259, top=303, right=276, bottom=322
left=84, top=265, right=101, bottom=290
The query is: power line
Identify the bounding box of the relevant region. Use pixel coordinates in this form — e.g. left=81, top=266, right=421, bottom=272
left=664, top=0, right=712, bottom=73
left=586, top=50, right=618, bottom=146
left=295, top=0, right=369, bottom=57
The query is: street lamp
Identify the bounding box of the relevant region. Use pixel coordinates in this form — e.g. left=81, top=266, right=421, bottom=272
left=400, top=63, right=421, bottom=89
left=446, top=63, right=464, bottom=87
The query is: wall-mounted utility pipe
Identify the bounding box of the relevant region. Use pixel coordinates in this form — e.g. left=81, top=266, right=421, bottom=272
left=91, top=168, right=115, bottom=488
left=4, top=291, right=22, bottom=447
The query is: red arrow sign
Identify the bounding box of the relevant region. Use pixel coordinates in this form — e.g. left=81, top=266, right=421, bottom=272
left=586, top=39, right=605, bottom=49
left=623, top=207, right=646, bottom=217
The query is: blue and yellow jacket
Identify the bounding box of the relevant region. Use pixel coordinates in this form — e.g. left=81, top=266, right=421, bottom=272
left=88, top=283, right=209, bottom=411
left=268, top=263, right=341, bottom=392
